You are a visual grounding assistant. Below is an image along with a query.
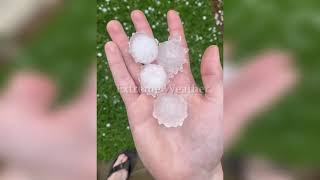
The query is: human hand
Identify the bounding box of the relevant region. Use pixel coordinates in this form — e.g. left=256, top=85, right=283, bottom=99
left=223, top=43, right=297, bottom=147
left=105, top=10, right=223, bottom=180
left=0, top=71, right=96, bottom=180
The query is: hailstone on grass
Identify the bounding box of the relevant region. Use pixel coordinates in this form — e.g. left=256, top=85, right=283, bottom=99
left=157, top=36, right=188, bottom=77
left=139, top=64, right=168, bottom=96
left=153, top=94, right=188, bottom=127
left=129, top=32, right=158, bottom=64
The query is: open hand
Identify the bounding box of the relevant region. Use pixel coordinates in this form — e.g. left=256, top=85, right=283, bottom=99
left=105, top=10, right=223, bottom=180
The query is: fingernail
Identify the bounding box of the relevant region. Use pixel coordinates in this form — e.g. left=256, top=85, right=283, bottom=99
left=105, top=42, right=115, bottom=52
left=169, top=10, right=179, bottom=17
left=210, top=45, right=219, bottom=52
left=132, top=10, right=143, bottom=19
left=106, top=20, right=120, bottom=33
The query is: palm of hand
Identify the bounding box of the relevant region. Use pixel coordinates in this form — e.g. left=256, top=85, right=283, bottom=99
left=105, top=10, right=223, bottom=179
left=128, top=92, right=222, bottom=179
left=0, top=72, right=96, bottom=180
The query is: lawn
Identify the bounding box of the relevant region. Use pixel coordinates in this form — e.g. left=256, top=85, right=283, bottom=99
left=97, top=0, right=223, bottom=160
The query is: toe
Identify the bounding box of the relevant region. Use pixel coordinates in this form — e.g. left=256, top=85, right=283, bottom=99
left=113, top=154, right=128, bottom=167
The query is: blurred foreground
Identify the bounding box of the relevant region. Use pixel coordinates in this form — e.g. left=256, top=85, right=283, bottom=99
left=224, top=0, right=320, bottom=179
left=0, top=0, right=96, bottom=179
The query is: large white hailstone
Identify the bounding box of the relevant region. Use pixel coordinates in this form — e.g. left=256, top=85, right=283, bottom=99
left=129, top=32, right=158, bottom=64
left=139, top=64, right=168, bottom=96
left=153, top=94, right=188, bottom=128
left=157, top=36, right=188, bottom=77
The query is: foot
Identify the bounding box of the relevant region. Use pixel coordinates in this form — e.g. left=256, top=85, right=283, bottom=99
left=107, top=154, right=129, bottom=180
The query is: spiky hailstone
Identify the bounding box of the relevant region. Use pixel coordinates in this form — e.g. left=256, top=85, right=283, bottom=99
left=153, top=94, right=188, bottom=127
left=157, top=36, right=188, bottom=77
left=129, top=32, right=158, bottom=64
left=139, top=64, right=168, bottom=96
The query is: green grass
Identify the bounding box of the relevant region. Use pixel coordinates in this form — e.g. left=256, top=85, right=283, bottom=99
left=225, top=0, right=320, bottom=166
left=97, top=0, right=222, bottom=160
left=3, top=0, right=95, bottom=101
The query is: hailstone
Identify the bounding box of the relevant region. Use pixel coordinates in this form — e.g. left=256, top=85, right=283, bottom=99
left=153, top=94, right=188, bottom=127
left=129, top=32, right=158, bottom=64
left=157, top=36, right=188, bottom=77
left=139, top=64, right=168, bottom=96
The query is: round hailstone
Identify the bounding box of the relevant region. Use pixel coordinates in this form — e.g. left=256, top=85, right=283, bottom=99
left=157, top=36, right=188, bottom=77
left=139, top=64, right=168, bottom=96
left=153, top=94, right=188, bottom=128
left=129, top=32, right=158, bottom=64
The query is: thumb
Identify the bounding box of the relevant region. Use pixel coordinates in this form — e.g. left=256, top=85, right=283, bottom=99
left=4, top=71, right=56, bottom=112
left=200, top=45, right=223, bottom=100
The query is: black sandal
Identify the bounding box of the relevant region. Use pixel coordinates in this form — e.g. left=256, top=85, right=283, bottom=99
left=107, top=150, right=137, bottom=180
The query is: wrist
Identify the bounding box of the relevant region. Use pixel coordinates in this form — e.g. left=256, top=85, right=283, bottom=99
left=184, top=163, right=223, bottom=180
left=154, top=163, right=223, bottom=180
left=210, top=164, right=223, bottom=180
